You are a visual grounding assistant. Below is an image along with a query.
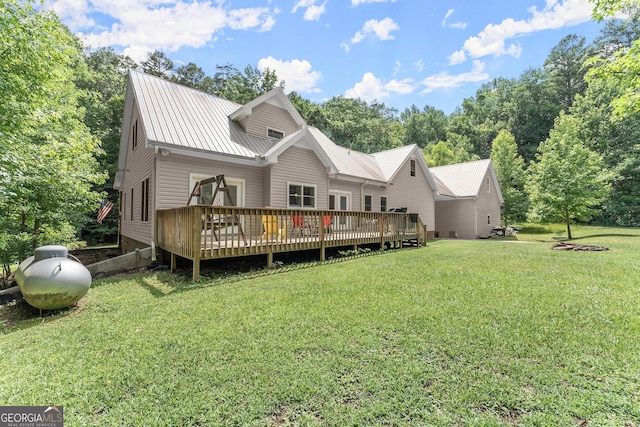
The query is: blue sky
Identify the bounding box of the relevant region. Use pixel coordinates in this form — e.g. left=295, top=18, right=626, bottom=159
left=48, top=0, right=605, bottom=114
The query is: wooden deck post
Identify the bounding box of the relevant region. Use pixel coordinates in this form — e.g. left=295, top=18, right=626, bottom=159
left=267, top=252, right=273, bottom=268
left=380, top=215, right=385, bottom=250
left=319, top=215, right=326, bottom=261
left=170, top=252, right=176, bottom=272
left=192, top=207, right=201, bottom=282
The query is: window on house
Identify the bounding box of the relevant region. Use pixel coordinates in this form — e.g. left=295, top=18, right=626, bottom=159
left=329, top=194, right=335, bottom=210
left=132, top=120, right=138, bottom=151
left=364, top=194, right=372, bottom=211
left=380, top=196, right=387, bottom=212
left=130, top=188, right=134, bottom=221
left=487, top=214, right=491, bottom=225
left=410, top=159, right=416, bottom=177
left=486, top=176, right=490, bottom=192
left=122, top=193, right=126, bottom=221
left=141, top=178, right=149, bottom=222
left=288, top=183, right=315, bottom=208
left=268, top=128, right=284, bottom=139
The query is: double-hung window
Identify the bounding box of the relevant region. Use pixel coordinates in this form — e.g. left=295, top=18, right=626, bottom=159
left=288, top=183, right=315, bottom=208
left=364, top=194, right=372, bottom=211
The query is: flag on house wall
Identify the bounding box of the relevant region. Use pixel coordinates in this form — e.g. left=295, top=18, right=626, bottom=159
left=97, top=200, right=114, bottom=223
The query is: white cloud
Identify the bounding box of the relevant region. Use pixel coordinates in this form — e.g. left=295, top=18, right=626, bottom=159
left=414, top=59, right=425, bottom=72
left=292, top=0, right=327, bottom=21
left=350, top=17, right=399, bottom=44
left=49, top=0, right=279, bottom=61
left=441, top=9, right=467, bottom=29
left=420, top=60, right=489, bottom=93
left=351, top=0, right=397, bottom=6
left=257, top=56, right=322, bottom=94
left=448, top=49, right=467, bottom=65
left=452, top=0, right=594, bottom=62
left=345, top=72, right=415, bottom=102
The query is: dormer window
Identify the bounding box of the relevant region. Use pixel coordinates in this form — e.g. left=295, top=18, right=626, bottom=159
left=268, top=128, right=284, bottom=139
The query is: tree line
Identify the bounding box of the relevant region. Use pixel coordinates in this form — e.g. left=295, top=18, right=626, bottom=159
left=1, top=0, right=638, bottom=282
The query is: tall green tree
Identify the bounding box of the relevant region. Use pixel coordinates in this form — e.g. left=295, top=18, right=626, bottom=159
left=211, top=64, right=283, bottom=104
left=543, top=34, right=591, bottom=110
left=490, top=130, right=527, bottom=226
left=570, top=78, right=640, bottom=225
left=0, top=1, right=106, bottom=278
left=75, top=47, right=136, bottom=244
left=141, top=50, right=174, bottom=79
left=587, top=0, right=640, bottom=118
left=319, top=97, right=402, bottom=153
left=400, top=105, right=447, bottom=148
left=526, top=113, right=611, bottom=239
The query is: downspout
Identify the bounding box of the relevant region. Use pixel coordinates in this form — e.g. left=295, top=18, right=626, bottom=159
left=360, top=180, right=368, bottom=211
left=152, top=146, right=158, bottom=263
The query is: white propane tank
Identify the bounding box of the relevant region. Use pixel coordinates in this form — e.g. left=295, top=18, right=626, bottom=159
left=15, top=245, right=91, bottom=310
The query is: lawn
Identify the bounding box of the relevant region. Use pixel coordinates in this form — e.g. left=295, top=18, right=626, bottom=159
left=1, top=226, right=639, bottom=426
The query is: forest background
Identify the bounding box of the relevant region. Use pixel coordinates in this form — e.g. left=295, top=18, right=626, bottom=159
left=0, top=0, right=638, bottom=280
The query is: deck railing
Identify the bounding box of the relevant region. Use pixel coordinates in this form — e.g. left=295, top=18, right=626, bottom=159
left=156, top=206, right=426, bottom=280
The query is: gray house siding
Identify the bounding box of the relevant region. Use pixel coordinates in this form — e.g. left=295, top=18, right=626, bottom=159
left=270, top=146, right=328, bottom=209
left=120, top=100, right=155, bottom=247
left=475, top=173, right=502, bottom=236
left=155, top=153, right=265, bottom=209
left=245, top=103, right=300, bottom=139
left=388, top=156, right=436, bottom=232
left=435, top=199, right=476, bottom=239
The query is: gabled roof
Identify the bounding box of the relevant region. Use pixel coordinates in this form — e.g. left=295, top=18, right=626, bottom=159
left=429, top=159, right=504, bottom=202
left=229, top=86, right=305, bottom=128
left=115, top=70, right=438, bottom=192
left=373, top=145, right=438, bottom=191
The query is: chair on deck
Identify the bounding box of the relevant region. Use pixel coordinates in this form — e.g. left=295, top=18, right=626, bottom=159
left=322, top=215, right=332, bottom=234
left=291, top=215, right=310, bottom=237
left=262, top=208, right=286, bottom=241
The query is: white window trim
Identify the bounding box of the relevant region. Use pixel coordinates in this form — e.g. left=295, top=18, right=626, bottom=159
left=380, top=196, right=387, bottom=212
left=487, top=214, right=491, bottom=225
left=287, top=182, right=316, bottom=209
left=267, top=127, right=285, bottom=139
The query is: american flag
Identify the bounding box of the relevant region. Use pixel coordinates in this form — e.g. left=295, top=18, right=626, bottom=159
left=97, top=200, right=114, bottom=223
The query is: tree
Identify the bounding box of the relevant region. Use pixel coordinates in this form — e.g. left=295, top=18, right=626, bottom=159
left=0, top=1, right=106, bottom=280
left=544, top=34, right=591, bottom=110
left=75, top=47, right=136, bottom=244
left=400, top=105, right=447, bottom=148
left=141, top=50, right=174, bottom=79
left=319, top=97, right=402, bottom=153
left=526, top=113, right=611, bottom=239
left=173, top=62, right=207, bottom=90
left=211, top=64, right=284, bottom=104
left=587, top=0, right=640, bottom=118
left=570, top=77, right=640, bottom=225
left=490, top=131, right=528, bottom=226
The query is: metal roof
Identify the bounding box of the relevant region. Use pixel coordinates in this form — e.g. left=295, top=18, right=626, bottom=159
left=129, top=70, right=273, bottom=158
left=122, top=71, right=438, bottom=189
left=429, top=159, right=503, bottom=202
left=309, top=127, right=387, bottom=182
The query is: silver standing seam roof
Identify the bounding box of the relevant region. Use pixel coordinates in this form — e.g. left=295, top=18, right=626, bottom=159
left=429, top=159, right=504, bottom=202
left=117, top=70, right=438, bottom=192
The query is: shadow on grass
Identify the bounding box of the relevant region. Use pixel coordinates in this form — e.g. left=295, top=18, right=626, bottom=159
left=127, top=246, right=397, bottom=299
left=568, top=233, right=640, bottom=241
left=0, top=297, right=85, bottom=335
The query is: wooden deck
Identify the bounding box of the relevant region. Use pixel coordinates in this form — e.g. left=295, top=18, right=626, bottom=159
left=156, top=206, right=427, bottom=281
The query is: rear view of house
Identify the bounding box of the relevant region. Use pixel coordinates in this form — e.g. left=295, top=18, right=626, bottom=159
left=113, top=71, right=437, bottom=271
left=430, top=159, right=503, bottom=239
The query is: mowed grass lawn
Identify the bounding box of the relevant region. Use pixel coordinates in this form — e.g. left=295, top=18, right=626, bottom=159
left=1, top=226, right=639, bottom=426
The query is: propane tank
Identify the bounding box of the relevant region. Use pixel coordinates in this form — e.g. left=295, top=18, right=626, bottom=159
left=15, top=245, right=91, bottom=310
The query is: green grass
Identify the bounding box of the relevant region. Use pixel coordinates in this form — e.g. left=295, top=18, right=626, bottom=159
left=1, top=226, right=639, bottom=426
